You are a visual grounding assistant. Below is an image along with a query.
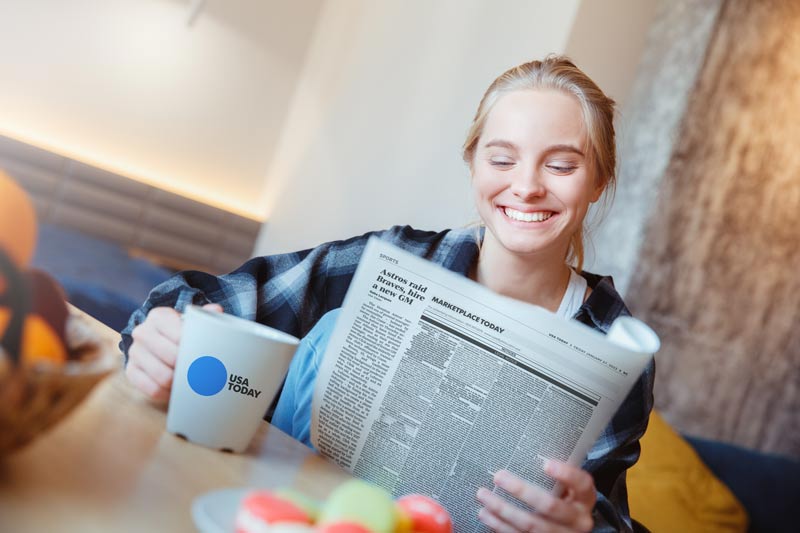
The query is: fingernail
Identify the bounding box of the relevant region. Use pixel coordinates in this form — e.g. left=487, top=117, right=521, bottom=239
left=494, top=470, right=511, bottom=484
left=543, top=459, right=555, bottom=474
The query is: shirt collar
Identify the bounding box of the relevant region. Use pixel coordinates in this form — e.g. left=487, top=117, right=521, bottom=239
left=441, top=227, right=628, bottom=334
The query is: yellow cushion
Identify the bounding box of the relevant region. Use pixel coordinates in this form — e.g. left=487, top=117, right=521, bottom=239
left=628, top=410, right=748, bottom=532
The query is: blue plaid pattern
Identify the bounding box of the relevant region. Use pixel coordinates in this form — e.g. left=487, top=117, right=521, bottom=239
left=120, top=225, right=654, bottom=532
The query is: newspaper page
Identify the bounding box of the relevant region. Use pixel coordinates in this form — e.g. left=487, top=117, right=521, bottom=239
left=311, top=238, right=659, bottom=531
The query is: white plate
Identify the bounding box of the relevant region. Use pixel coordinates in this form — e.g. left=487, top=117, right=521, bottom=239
left=192, top=487, right=250, bottom=533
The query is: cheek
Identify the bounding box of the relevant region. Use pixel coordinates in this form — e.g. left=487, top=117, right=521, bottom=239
left=555, top=177, right=597, bottom=209
left=472, top=184, right=493, bottom=214
left=470, top=177, right=487, bottom=201
left=471, top=170, right=504, bottom=200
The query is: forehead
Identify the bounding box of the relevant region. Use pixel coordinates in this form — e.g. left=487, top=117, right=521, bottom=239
left=481, top=89, right=586, bottom=147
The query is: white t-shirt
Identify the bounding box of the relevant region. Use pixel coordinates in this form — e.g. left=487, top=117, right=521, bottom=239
left=556, top=268, right=587, bottom=319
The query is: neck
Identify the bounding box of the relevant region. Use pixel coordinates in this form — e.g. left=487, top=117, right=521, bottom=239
left=473, top=236, right=572, bottom=312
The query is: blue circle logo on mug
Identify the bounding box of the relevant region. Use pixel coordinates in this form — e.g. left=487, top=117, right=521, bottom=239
left=187, top=356, right=227, bottom=396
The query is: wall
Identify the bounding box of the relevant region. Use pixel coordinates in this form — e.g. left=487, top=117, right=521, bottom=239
left=563, top=0, right=658, bottom=112
left=589, top=0, right=723, bottom=293
left=628, top=0, right=800, bottom=457
left=0, top=0, right=322, bottom=219
left=0, top=0, right=659, bottom=258
left=0, top=134, right=261, bottom=274
left=254, top=0, right=657, bottom=256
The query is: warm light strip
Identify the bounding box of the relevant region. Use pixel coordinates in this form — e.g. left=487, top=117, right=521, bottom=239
left=0, top=127, right=265, bottom=222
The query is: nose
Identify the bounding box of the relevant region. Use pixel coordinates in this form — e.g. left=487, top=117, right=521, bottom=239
left=510, top=165, right=546, bottom=200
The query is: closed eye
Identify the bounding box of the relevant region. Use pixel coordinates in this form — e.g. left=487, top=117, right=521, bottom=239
left=489, top=157, right=515, bottom=168
left=546, top=164, right=577, bottom=174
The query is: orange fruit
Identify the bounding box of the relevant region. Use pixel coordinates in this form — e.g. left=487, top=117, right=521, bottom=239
left=0, top=170, right=38, bottom=297
left=0, top=169, right=38, bottom=268
left=27, top=269, right=69, bottom=345
left=0, top=309, right=67, bottom=366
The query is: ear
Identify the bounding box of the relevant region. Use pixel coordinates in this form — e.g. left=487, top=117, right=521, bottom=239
left=590, top=182, right=605, bottom=203
left=589, top=173, right=607, bottom=203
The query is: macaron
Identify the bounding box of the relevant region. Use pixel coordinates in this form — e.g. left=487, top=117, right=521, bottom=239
left=318, top=480, right=397, bottom=533
left=273, top=487, right=322, bottom=521
left=317, top=523, right=374, bottom=533
left=235, top=490, right=314, bottom=533
left=393, top=505, right=413, bottom=533
left=395, top=495, right=452, bottom=533
left=263, top=526, right=316, bottom=533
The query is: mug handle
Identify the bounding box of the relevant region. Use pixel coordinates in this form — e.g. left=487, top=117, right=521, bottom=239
left=0, top=248, right=30, bottom=365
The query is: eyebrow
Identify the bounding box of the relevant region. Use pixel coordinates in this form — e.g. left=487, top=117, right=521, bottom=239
left=483, top=139, right=585, bottom=157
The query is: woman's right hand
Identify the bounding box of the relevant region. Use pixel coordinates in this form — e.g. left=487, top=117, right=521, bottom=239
left=125, top=303, right=223, bottom=403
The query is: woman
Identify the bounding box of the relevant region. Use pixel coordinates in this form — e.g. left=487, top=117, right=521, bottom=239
left=122, top=57, right=654, bottom=532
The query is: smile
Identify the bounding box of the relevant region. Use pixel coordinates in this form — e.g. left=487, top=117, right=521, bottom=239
left=502, top=207, right=554, bottom=223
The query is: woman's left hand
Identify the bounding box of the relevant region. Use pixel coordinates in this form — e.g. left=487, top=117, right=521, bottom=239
left=476, top=460, right=595, bottom=532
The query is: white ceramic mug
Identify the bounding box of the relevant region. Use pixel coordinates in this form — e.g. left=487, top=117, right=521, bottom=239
left=166, top=305, right=300, bottom=452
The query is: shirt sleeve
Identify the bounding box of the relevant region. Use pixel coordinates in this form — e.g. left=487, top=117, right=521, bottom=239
left=118, top=226, right=436, bottom=363
left=271, top=309, right=340, bottom=449
left=118, top=234, right=368, bottom=363
left=583, top=358, right=655, bottom=532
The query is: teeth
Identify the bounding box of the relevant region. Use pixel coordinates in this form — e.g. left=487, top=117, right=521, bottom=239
left=504, top=207, right=553, bottom=222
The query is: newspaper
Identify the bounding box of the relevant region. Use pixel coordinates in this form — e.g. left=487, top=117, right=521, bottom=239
left=311, top=238, right=659, bottom=531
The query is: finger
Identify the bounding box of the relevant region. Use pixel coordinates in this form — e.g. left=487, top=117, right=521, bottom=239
left=478, top=498, right=576, bottom=533
left=478, top=487, right=538, bottom=532
left=128, top=342, right=175, bottom=390
left=480, top=512, right=574, bottom=533
left=476, top=507, right=519, bottom=533
left=125, top=361, right=170, bottom=403
left=478, top=486, right=577, bottom=533
left=148, top=306, right=184, bottom=344
left=202, top=303, right=223, bottom=313
left=131, top=324, right=180, bottom=367
left=492, top=470, right=591, bottom=528
left=544, top=461, right=596, bottom=507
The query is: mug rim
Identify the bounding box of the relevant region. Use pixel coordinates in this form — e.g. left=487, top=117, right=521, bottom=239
left=184, top=305, right=300, bottom=346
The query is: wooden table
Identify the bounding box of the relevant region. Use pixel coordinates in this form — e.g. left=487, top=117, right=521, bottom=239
left=0, top=311, right=351, bottom=532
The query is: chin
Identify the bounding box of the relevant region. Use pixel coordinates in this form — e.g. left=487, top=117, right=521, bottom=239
left=496, top=236, right=556, bottom=256
left=488, top=225, right=571, bottom=259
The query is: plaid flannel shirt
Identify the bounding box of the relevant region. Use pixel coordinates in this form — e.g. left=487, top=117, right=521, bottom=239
left=120, top=225, right=654, bottom=532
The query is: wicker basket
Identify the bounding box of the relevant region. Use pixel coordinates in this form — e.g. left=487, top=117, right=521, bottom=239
left=0, top=310, right=118, bottom=454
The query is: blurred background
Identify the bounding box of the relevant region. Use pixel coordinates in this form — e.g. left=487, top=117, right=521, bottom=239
left=0, top=0, right=797, bottom=467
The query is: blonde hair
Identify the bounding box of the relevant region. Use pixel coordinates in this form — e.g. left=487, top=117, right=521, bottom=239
left=463, top=56, right=617, bottom=272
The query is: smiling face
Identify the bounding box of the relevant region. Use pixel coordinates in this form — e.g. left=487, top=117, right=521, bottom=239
left=471, top=89, right=604, bottom=264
